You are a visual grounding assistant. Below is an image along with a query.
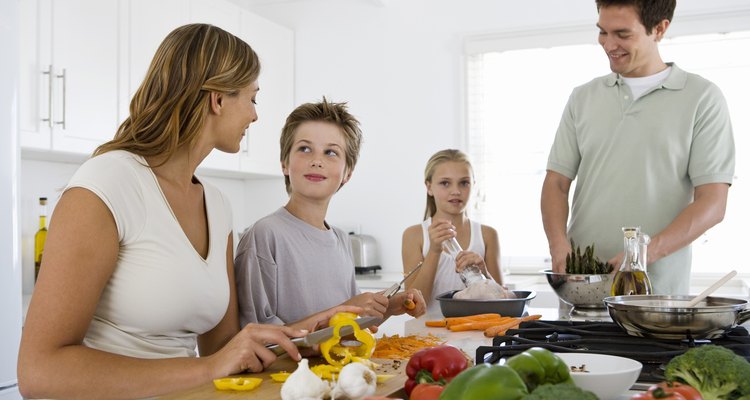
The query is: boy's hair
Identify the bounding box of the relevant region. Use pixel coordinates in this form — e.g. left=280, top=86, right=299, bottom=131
left=595, top=0, right=675, bottom=34
left=95, top=24, right=259, bottom=165
left=423, top=149, right=474, bottom=220
left=279, top=98, right=363, bottom=194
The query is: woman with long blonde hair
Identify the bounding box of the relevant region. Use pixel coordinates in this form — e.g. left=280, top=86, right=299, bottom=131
left=18, top=24, right=358, bottom=399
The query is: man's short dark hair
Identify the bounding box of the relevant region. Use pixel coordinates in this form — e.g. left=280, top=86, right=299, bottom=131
left=595, top=0, right=676, bottom=34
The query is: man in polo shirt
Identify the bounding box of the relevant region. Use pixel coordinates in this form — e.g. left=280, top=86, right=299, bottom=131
left=541, top=0, right=735, bottom=295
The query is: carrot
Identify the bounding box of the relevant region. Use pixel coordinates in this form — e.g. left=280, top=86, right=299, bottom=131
left=483, top=314, right=543, bottom=337
left=403, top=298, right=416, bottom=310
left=445, top=313, right=504, bottom=327
left=425, top=320, right=447, bottom=327
left=448, top=317, right=514, bottom=332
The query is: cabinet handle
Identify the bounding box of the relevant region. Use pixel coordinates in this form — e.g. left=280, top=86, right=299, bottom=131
left=41, top=65, right=53, bottom=128
left=55, top=69, right=67, bottom=129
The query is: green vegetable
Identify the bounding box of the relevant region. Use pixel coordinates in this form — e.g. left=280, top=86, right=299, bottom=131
left=522, top=383, right=599, bottom=400
left=565, top=240, right=613, bottom=274
left=439, top=363, right=528, bottom=400
left=665, top=344, right=750, bottom=400
left=506, top=347, right=574, bottom=392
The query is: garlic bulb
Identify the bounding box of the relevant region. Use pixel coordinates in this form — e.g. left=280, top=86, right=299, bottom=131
left=281, top=358, right=331, bottom=400
left=331, top=362, right=377, bottom=400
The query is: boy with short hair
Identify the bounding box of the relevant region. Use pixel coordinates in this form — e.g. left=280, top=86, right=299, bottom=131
left=235, top=98, right=425, bottom=327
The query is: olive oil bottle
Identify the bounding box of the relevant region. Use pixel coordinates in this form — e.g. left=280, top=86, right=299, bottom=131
left=610, top=226, right=653, bottom=296
left=34, top=197, right=48, bottom=282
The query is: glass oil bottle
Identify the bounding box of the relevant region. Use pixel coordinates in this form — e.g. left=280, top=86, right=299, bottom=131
left=610, top=226, right=653, bottom=296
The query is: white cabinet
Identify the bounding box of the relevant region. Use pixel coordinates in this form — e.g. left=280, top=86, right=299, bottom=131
left=238, top=11, right=293, bottom=177
left=20, top=0, right=292, bottom=177
left=20, top=0, right=121, bottom=155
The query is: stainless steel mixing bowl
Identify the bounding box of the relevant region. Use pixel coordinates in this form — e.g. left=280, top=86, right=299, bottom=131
left=542, top=269, right=612, bottom=309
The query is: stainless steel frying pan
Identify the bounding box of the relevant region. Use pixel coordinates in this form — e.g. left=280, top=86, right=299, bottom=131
left=604, top=294, right=750, bottom=339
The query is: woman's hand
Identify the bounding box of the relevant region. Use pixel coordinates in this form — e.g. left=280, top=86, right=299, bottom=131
left=344, top=292, right=389, bottom=319
left=454, top=250, right=490, bottom=277
left=387, top=289, right=426, bottom=317
left=205, top=323, right=307, bottom=378
left=427, top=219, right=455, bottom=256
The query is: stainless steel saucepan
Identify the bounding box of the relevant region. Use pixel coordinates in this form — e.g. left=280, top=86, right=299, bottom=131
left=604, top=294, right=750, bottom=339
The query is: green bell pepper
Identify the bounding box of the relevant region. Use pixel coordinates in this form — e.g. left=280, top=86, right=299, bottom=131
left=438, top=363, right=528, bottom=400
left=505, top=347, right=574, bottom=392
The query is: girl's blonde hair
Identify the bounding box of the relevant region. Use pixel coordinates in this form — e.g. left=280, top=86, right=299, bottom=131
left=423, top=149, right=474, bottom=220
left=94, top=23, right=260, bottom=165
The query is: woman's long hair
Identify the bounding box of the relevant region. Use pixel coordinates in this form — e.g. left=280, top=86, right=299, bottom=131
left=94, top=23, right=260, bottom=166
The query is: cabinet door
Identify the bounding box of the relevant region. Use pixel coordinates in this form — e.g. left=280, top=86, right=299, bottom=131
left=187, top=0, right=242, bottom=172
left=239, top=11, right=293, bottom=177
left=19, top=0, right=52, bottom=150
left=125, top=0, right=188, bottom=117
left=49, top=0, right=121, bottom=154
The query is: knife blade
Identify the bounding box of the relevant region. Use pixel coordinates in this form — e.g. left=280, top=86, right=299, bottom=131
left=266, top=316, right=380, bottom=356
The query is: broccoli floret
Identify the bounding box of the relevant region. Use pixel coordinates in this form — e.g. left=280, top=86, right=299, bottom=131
left=522, top=383, right=599, bottom=400
left=665, top=344, right=750, bottom=400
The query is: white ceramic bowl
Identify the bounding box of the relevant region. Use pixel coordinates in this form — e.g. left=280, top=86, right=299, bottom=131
left=554, top=352, right=642, bottom=400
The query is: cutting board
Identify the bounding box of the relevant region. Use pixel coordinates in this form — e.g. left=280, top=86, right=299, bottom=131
left=159, top=356, right=407, bottom=399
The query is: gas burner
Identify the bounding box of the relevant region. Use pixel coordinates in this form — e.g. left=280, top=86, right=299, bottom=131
left=475, top=320, right=750, bottom=383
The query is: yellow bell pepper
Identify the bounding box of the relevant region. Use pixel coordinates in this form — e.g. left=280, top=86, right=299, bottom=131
left=270, top=372, right=290, bottom=383
left=212, top=377, right=262, bottom=391
left=270, top=364, right=345, bottom=383
left=320, top=313, right=376, bottom=367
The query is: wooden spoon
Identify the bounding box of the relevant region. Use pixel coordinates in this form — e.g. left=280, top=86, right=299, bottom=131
left=684, top=270, right=737, bottom=307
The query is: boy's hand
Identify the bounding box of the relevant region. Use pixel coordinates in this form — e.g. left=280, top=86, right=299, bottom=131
left=388, top=289, right=426, bottom=317
left=344, top=292, right=389, bottom=319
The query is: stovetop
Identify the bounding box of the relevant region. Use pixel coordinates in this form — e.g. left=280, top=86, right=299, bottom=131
left=476, top=320, right=750, bottom=383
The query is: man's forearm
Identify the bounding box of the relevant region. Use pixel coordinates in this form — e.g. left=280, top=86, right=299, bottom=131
left=648, top=183, right=729, bottom=263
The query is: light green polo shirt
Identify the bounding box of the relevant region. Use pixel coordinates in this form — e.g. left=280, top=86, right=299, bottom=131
left=547, top=63, right=735, bottom=295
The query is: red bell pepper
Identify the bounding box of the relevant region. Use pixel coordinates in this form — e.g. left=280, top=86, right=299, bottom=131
left=404, top=345, right=468, bottom=395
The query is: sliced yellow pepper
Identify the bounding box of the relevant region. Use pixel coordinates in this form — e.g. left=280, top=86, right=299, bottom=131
left=212, top=377, right=262, bottom=391
left=270, top=372, right=290, bottom=383
left=320, top=313, right=376, bottom=367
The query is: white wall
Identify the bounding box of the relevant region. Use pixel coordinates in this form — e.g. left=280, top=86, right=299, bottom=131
left=242, top=0, right=750, bottom=275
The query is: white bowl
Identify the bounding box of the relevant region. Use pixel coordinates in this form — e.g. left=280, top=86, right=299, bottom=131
left=554, top=352, right=642, bottom=400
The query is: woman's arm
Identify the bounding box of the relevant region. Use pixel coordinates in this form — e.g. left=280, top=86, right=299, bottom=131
left=17, top=190, right=305, bottom=400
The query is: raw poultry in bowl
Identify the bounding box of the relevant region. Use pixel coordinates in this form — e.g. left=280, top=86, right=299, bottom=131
left=435, top=290, right=536, bottom=317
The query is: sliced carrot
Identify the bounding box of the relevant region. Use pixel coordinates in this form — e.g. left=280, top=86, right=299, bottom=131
left=483, top=314, right=543, bottom=337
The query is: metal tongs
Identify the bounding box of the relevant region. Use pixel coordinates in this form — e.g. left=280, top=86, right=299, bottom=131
left=383, top=262, right=424, bottom=298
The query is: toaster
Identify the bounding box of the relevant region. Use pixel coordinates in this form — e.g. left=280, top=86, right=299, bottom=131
left=349, top=233, right=381, bottom=274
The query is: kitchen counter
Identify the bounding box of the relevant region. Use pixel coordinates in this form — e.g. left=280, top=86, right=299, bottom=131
left=158, top=307, right=642, bottom=399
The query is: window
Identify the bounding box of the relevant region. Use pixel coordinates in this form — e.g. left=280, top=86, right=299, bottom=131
left=466, top=30, right=750, bottom=275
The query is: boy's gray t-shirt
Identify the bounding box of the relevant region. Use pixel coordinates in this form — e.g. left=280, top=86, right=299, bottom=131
left=234, top=207, right=359, bottom=326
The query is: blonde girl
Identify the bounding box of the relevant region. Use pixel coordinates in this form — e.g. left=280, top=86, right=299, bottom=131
left=402, top=149, right=503, bottom=312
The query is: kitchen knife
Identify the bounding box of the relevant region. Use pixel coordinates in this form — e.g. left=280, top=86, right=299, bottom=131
left=266, top=316, right=380, bottom=356
left=383, top=261, right=424, bottom=298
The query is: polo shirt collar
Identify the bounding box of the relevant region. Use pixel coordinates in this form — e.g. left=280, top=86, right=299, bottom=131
left=604, top=62, right=687, bottom=90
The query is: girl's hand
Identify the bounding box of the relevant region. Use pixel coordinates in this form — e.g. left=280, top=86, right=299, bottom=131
left=388, top=289, right=426, bottom=317
left=455, top=250, right=490, bottom=277
left=427, top=219, right=455, bottom=255
left=205, top=323, right=306, bottom=378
